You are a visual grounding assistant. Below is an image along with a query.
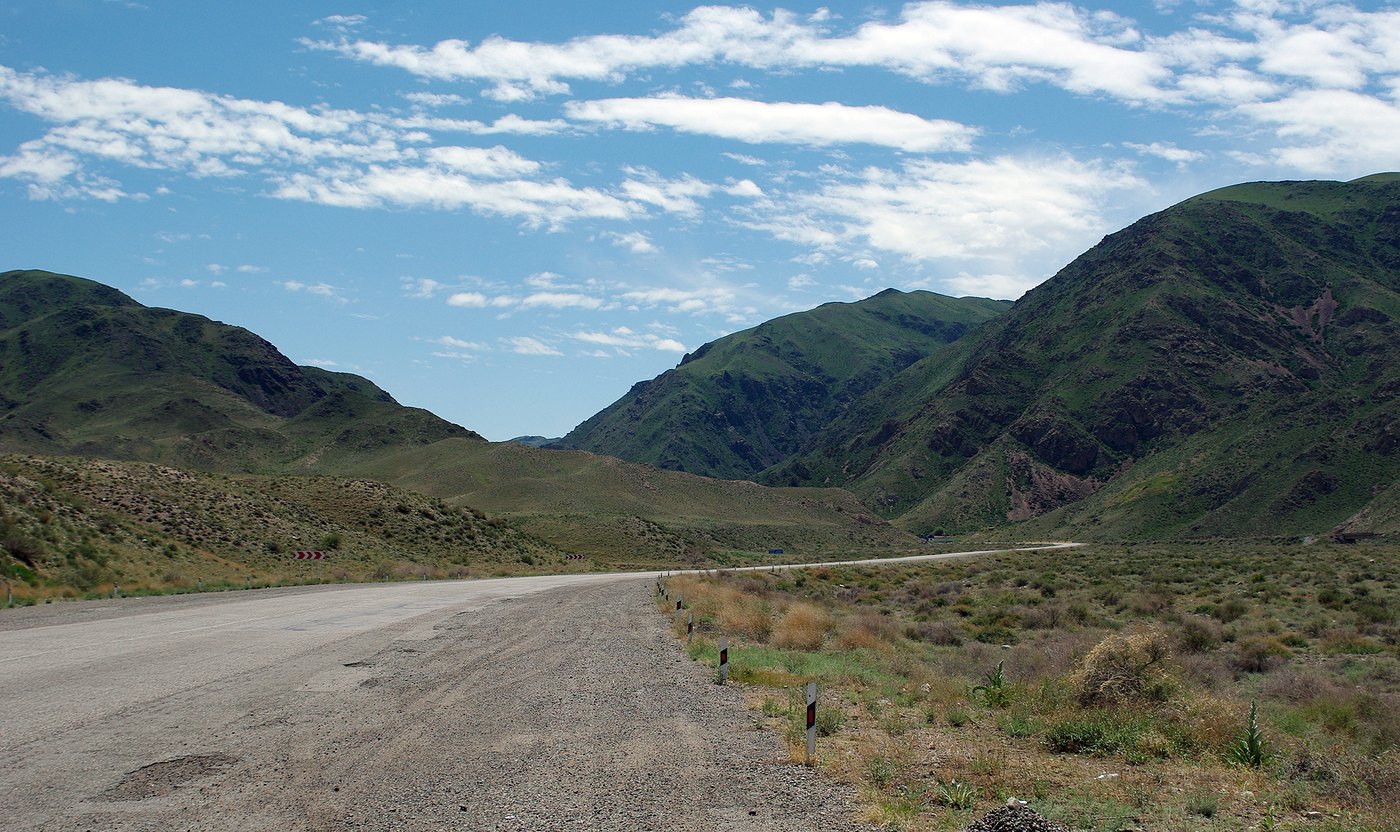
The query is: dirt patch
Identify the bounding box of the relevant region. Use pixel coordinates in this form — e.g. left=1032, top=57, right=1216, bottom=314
left=103, top=754, right=238, bottom=801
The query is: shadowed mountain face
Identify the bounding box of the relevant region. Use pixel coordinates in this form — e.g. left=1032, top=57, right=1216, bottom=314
left=555, top=289, right=1011, bottom=480
left=0, top=269, right=480, bottom=470
left=761, top=175, right=1400, bottom=538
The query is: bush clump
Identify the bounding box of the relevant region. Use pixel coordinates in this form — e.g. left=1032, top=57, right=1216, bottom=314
left=1073, top=627, right=1176, bottom=706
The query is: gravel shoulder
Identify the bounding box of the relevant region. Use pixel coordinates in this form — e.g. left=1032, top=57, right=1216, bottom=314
left=4, top=578, right=870, bottom=831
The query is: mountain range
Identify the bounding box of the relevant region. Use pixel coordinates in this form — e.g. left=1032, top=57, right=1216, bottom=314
left=566, top=174, right=1400, bottom=539
left=3, top=173, right=1397, bottom=601
left=0, top=269, right=910, bottom=597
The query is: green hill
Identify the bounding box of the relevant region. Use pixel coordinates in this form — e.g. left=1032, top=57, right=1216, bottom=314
left=0, top=269, right=479, bottom=469
left=762, top=175, right=1400, bottom=539
left=556, top=289, right=1010, bottom=479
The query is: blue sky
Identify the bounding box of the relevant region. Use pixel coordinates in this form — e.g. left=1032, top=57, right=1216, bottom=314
left=2, top=1, right=1397, bottom=440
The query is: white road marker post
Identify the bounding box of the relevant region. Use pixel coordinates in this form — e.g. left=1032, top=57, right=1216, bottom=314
left=805, top=682, right=817, bottom=765
left=687, top=611, right=694, bottom=644
left=718, top=636, right=729, bottom=685
left=3, top=577, right=11, bottom=608
left=113, top=583, right=120, bottom=599
left=675, top=594, right=683, bottom=613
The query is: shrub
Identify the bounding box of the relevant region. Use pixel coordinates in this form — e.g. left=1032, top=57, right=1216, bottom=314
left=771, top=602, right=833, bottom=650
left=1178, top=614, right=1223, bottom=652
left=1231, top=637, right=1291, bottom=674
left=1073, top=628, right=1176, bottom=706
left=910, top=619, right=964, bottom=646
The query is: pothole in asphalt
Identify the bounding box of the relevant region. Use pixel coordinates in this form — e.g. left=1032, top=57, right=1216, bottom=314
left=103, top=754, right=239, bottom=801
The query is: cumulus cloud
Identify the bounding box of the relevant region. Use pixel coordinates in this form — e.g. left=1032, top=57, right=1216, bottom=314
left=565, top=96, right=977, bottom=152
left=738, top=154, right=1143, bottom=275
left=447, top=291, right=488, bottom=307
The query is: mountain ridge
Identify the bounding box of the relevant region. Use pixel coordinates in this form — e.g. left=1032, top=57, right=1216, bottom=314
left=761, top=174, right=1400, bottom=538
left=555, top=288, right=1010, bottom=479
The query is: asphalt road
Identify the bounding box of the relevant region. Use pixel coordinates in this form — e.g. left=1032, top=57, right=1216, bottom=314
left=0, top=545, right=1073, bottom=830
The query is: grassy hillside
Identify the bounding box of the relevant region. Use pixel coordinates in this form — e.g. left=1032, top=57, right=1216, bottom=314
left=0, top=269, right=480, bottom=470
left=557, top=289, right=1010, bottom=479
left=0, top=454, right=571, bottom=603
left=330, top=438, right=915, bottom=562
left=764, top=175, right=1400, bottom=539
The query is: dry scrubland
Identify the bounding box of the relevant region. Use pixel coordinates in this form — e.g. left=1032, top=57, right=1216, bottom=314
left=665, top=543, right=1400, bottom=831
left=0, top=455, right=575, bottom=602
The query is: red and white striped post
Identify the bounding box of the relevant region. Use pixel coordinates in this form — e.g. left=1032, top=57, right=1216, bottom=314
left=805, top=681, right=817, bottom=764
left=718, top=637, right=729, bottom=684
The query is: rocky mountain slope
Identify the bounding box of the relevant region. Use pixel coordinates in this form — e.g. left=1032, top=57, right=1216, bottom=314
left=556, top=289, right=1009, bottom=479
left=761, top=174, right=1400, bottom=538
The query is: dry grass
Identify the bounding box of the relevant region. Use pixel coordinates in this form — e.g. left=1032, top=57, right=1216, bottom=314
left=662, top=544, right=1400, bottom=831
left=772, top=602, right=834, bottom=650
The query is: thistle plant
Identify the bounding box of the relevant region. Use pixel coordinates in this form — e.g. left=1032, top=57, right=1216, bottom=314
left=1227, top=699, right=1269, bottom=768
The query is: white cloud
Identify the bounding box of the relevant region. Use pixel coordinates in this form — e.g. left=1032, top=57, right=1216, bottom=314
left=738, top=154, right=1143, bottom=272
left=236, top=264, right=265, bottom=273
left=504, top=335, right=562, bottom=356
left=1240, top=88, right=1400, bottom=173
left=399, top=113, right=571, bottom=136
left=0, top=65, right=638, bottom=228
left=403, top=277, right=444, bottom=298
left=283, top=280, right=346, bottom=303
left=433, top=335, right=488, bottom=350
left=272, top=164, right=640, bottom=228
left=620, top=284, right=750, bottom=319
left=306, top=3, right=1168, bottom=102
left=520, top=291, right=604, bottom=310
left=402, top=91, right=470, bottom=108
left=565, top=96, right=977, bottom=152
left=304, top=357, right=340, bottom=367
left=723, top=152, right=767, bottom=166
left=205, top=263, right=226, bottom=275
left=605, top=230, right=657, bottom=253
left=447, top=291, right=488, bottom=307
left=619, top=168, right=714, bottom=217
left=1123, top=141, right=1205, bottom=166
left=943, top=272, right=1039, bottom=299
left=570, top=327, right=687, bottom=353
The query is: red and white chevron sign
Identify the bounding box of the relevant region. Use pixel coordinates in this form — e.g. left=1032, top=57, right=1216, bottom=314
left=293, top=551, right=326, bottom=560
